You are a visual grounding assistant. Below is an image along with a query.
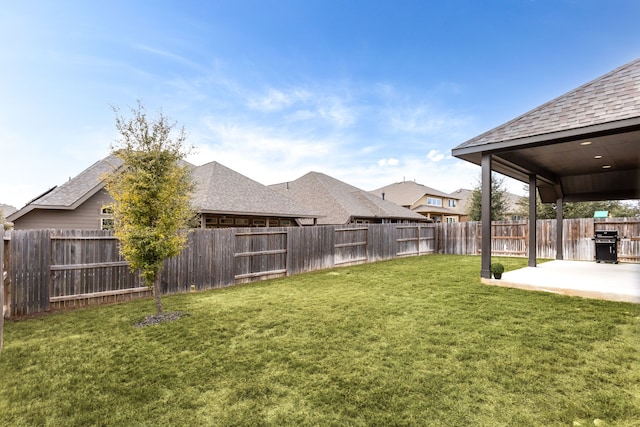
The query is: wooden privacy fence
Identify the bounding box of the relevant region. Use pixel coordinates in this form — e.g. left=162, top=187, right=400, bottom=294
left=6, top=224, right=436, bottom=317
left=436, top=218, right=640, bottom=262
left=4, top=218, right=639, bottom=318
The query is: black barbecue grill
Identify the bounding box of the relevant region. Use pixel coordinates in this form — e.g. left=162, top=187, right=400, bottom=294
left=594, top=230, right=619, bottom=263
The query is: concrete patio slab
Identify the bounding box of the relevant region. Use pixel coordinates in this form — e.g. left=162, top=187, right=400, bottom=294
left=481, top=260, right=640, bottom=304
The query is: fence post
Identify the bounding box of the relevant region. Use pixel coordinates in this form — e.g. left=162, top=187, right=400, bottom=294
left=1, top=227, right=5, bottom=352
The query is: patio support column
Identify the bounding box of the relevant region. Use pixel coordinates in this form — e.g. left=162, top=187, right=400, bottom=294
left=556, top=197, right=564, bottom=260
left=528, top=174, right=537, bottom=267
left=481, top=153, right=492, bottom=279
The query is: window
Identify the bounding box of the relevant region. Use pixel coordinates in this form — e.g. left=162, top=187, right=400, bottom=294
left=252, top=219, right=266, bottom=226
left=448, top=199, right=457, bottom=208
left=101, top=218, right=114, bottom=230
left=219, top=218, right=234, bottom=225
left=427, top=197, right=442, bottom=207
left=445, top=217, right=457, bottom=223
left=100, top=205, right=114, bottom=230
left=235, top=218, right=249, bottom=225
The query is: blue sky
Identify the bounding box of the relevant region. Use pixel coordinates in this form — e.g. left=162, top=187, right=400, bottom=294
left=1, top=0, right=639, bottom=208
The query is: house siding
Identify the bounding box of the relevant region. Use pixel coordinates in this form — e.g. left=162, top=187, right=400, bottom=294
left=12, top=190, right=114, bottom=230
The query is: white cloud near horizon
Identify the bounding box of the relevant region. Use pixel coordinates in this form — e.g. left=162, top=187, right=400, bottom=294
left=378, top=158, right=400, bottom=167
left=426, top=149, right=445, bottom=162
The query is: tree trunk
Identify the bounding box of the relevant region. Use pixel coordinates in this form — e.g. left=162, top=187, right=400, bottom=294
left=153, top=274, right=163, bottom=314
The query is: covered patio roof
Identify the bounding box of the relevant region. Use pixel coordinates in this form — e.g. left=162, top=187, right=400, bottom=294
left=452, top=58, right=640, bottom=279
left=452, top=58, right=640, bottom=203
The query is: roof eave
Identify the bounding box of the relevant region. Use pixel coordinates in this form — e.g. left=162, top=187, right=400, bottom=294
left=452, top=116, right=640, bottom=158
left=197, top=209, right=320, bottom=219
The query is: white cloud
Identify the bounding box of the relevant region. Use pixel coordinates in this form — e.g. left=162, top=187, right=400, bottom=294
left=186, top=116, right=341, bottom=185
left=247, top=88, right=311, bottom=111
left=316, top=96, right=355, bottom=127
left=246, top=86, right=355, bottom=128
left=378, top=158, right=400, bottom=167
left=285, top=109, right=315, bottom=121
left=133, top=44, right=204, bottom=71
left=427, top=149, right=445, bottom=162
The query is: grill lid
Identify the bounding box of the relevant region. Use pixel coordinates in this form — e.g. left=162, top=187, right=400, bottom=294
left=595, top=230, right=618, bottom=239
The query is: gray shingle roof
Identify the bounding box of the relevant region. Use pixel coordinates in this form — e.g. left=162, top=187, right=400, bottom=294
left=191, top=161, right=319, bottom=218
left=370, top=181, right=457, bottom=206
left=31, top=155, right=123, bottom=208
left=0, top=204, right=17, bottom=217
left=270, top=172, right=427, bottom=225
left=456, top=57, right=640, bottom=150
left=450, top=188, right=523, bottom=216
left=9, top=156, right=319, bottom=222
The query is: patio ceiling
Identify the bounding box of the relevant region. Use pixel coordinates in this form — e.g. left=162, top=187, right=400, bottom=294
left=452, top=58, right=640, bottom=203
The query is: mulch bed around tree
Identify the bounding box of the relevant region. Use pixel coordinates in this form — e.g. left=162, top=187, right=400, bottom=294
left=134, top=312, right=189, bottom=328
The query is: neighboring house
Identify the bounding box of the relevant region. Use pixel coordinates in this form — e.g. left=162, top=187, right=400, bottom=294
left=449, top=188, right=474, bottom=222
left=8, top=156, right=319, bottom=230
left=270, top=172, right=428, bottom=225
left=1, top=203, right=17, bottom=223
left=370, top=180, right=462, bottom=223
left=7, top=156, right=123, bottom=230
left=504, top=192, right=526, bottom=220
left=191, top=161, right=320, bottom=228
left=450, top=188, right=525, bottom=221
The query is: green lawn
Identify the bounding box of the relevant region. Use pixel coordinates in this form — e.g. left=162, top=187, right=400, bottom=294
left=1, top=255, right=639, bottom=426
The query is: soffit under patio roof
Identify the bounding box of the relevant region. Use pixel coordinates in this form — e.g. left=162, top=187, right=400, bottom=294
left=452, top=58, right=640, bottom=203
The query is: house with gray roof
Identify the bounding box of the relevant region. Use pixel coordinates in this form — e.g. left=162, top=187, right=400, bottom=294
left=191, top=161, right=320, bottom=228
left=449, top=188, right=525, bottom=222
left=1, top=204, right=17, bottom=224
left=270, top=172, right=428, bottom=225
left=7, top=155, right=123, bottom=230
left=8, top=157, right=319, bottom=230
left=370, top=180, right=462, bottom=222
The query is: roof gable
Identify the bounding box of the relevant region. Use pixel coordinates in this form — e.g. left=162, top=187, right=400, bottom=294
left=191, top=161, right=318, bottom=218
left=34, top=155, right=122, bottom=208
left=271, top=172, right=427, bottom=224
left=370, top=181, right=456, bottom=206
left=7, top=155, right=124, bottom=222
left=455, top=58, right=640, bottom=150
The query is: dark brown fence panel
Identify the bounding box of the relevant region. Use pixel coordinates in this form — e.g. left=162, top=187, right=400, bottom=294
left=287, top=226, right=335, bottom=275
left=367, top=224, right=396, bottom=261
left=49, top=230, right=147, bottom=310
left=9, top=230, right=50, bottom=316
left=234, top=228, right=287, bottom=283
left=335, top=226, right=368, bottom=266
left=210, top=228, right=235, bottom=288
left=1, top=229, right=5, bottom=342
left=161, top=231, right=194, bottom=294
left=396, top=225, right=418, bottom=257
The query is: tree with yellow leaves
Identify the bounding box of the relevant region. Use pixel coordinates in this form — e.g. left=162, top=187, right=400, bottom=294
left=106, top=103, right=195, bottom=314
